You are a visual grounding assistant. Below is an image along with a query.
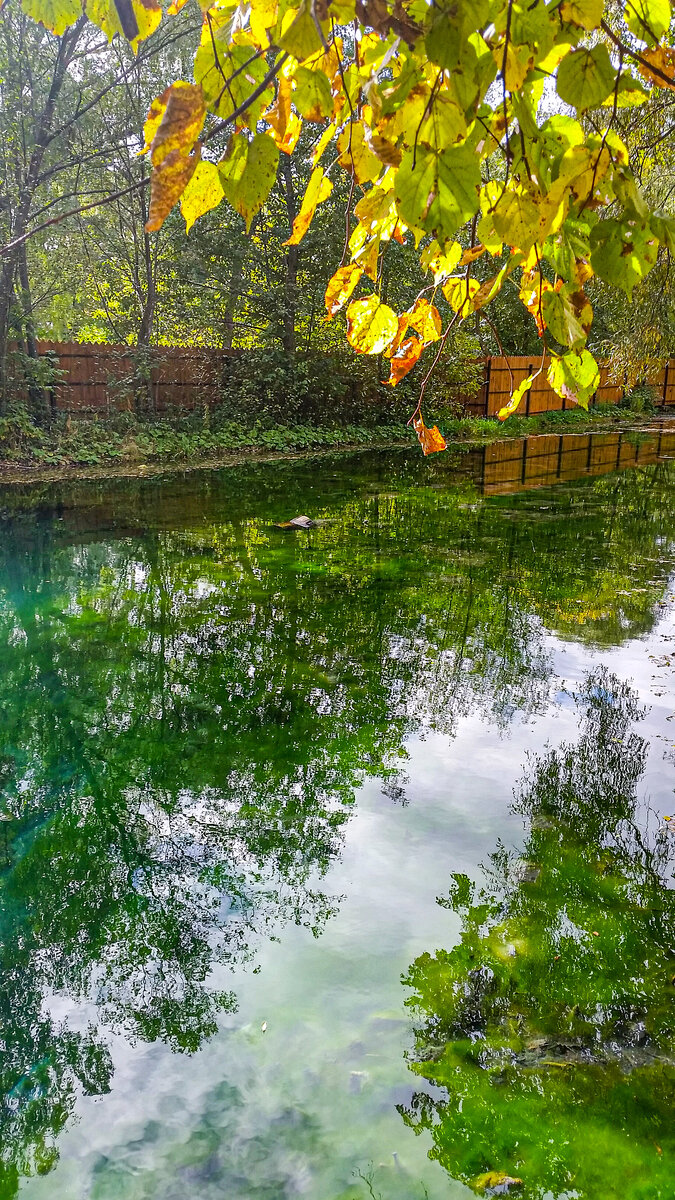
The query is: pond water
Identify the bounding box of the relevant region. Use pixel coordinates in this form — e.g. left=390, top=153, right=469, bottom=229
left=0, top=431, right=674, bottom=1200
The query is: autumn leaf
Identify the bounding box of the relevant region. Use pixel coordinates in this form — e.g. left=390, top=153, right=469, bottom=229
left=21, top=0, right=81, bottom=37
left=413, top=414, right=447, bottom=455
left=142, top=83, right=206, bottom=231
left=141, top=82, right=205, bottom=165
left=285, top=167, right=333, bottom=246
left=345, top=294, right=398, bottom=354
left=443, top=276, right=481, bottom=317
left=293, top=65, right=333, bottom=122
left=85, top=0, right=162, bottom=48
left=325, top=264, right=364, bottom=318
left=180, top=160, right=224, bottom=233
left=265, top=76, right=303, bottom=155
left=547, top=349, right=599, bottom=409
left=337, top=123, right=383, bottom=185
left=384, top=336, right=424, bottom=385
left=638, top=44, right=675, bottom=89
left=146, top=145, right=201, bottom=232
left=406, top=298, right=442, bottom=344
left=498, top=373, right=536, bottom=420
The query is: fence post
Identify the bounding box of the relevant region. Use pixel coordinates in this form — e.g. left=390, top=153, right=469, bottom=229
left=484, top=357, right=491, bottom=418
left=525, top=363, right=533, bottom=416
left=662, top=361, right=669, bottom=408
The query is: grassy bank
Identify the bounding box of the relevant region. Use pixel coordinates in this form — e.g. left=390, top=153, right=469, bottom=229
left=0, top=402, right=671, bottom=479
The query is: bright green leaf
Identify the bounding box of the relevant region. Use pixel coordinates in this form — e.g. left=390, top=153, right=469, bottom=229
left=395, top=143, right=480, bottom=243
left=625, top=0, right=671, bottom=44
left=556, top=45, right=616, bottom=110
left=547, top=349, right=599, bottom=409
left=218, top=132, right=279, bottom=232
left=590, top=216, right=658, bottom=297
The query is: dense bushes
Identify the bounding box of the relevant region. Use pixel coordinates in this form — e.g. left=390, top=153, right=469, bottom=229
left=213, top=335, right=483, bottom=428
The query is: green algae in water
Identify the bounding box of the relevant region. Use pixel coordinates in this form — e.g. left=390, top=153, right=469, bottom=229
left=0, top=447, right=673, bottom=1199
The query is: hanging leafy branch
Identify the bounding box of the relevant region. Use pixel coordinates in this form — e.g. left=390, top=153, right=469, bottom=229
left=14, top=0, right=675, bottom=448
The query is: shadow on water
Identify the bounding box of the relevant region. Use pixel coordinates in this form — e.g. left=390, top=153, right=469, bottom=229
left=0, top=441, right=673, bottom=1196
left=401, top=671, right=675, bottom=1200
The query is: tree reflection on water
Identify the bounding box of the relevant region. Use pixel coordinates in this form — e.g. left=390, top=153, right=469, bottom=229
left=402, top=670, right=675, bottom=1199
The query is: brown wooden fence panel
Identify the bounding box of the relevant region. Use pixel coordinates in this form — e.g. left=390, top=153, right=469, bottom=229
left=17, top=342, right=675, bottom=417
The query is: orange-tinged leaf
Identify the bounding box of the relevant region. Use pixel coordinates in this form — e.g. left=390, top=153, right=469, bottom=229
left=384, top=337, right=424, bottom=385
left=146, top=144, right=201, bottom=232
left=325, top=264, right=363, bottom=318
left=413, top=414, right=447, bottom=456
left=638, top=44, right=675, bottom=89
left=406, top=297, right=441, bottom=344
left=265, top=76, right=297, bottom=153
left=498, top=373, right=535, bottom=420
left=459, top=243, right=487, bottom=266
left=345, top=294, right=398, bottom=354
left=364, top=128, right=402, bottom=167
left=284, top=167, right=333, bottom=246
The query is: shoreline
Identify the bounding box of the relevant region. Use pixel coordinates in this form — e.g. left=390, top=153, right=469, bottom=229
left=0, top=411, right=673, bottom=488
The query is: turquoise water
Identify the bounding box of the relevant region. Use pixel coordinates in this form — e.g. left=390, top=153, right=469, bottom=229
left=0, top=438, right=673, bottom=1199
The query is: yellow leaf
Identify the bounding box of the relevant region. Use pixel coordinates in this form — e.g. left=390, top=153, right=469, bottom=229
left=143, top=82, right=206, bottom=167
left=406, top=298, right=442, bottom=344
left=337, top=123, right=383, bottom=185
left=85, top=0, right=162, bottom=49
left=345, top=294, right=398, bottom=354
left=250, top=0, right=278, bottom=47
left=498, top=373, right=535, bottom=420
left=21, top=0, right=81, bottom=37
left=279, top=2, right=327, bottom=61
left=325, top=264, right=363, bottom=318
left=180, top=160, right=224, bottom=233
left=311, top=122, right=337, bottom=166
left=284, top=167, right=333, bottom=246
left=443, top=276, right=480, bottom=317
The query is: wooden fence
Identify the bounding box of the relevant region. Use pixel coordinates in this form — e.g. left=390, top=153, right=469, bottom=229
left=14, top=342, right=675, bottom=416
left=464, top=355, right=675, bottom=417
left=31, top=341, right=232, bottom=413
